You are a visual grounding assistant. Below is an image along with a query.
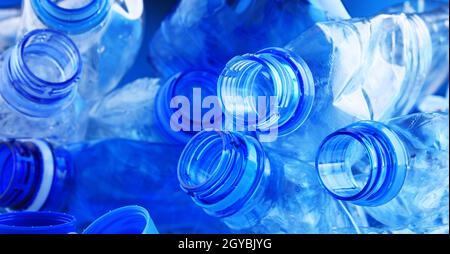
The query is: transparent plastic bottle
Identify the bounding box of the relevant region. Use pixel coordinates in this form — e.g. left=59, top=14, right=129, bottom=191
left=218, top=6, right=449, bottom=162
left=383, top=0, right=449, bottom=102
left=177, top=130, right=366, bottom=233
left=149, top=0, right=350, bottom=78
left=19, top=0, right=144, bottom=103
left=316, top=112, right=449, bottom=233
left=0, top=29, right=87, bottom=144
left=0, top=0, right=21, bottom=52
left=0, top=138, right=230, bottom=233
left=0, top=211, right=77, bottom=234
left=87, top=70, right=223, bottom=144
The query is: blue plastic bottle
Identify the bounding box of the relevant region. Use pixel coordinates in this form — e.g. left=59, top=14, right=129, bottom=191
left=218, top=6, right=449, bottom=162
left=0, top=211, right=77, bottom=234
left=0, top=138, right=229, bottom=233
left=149, top=0, right=350, bottom=78
left=83, top=206, right=159, bottom=234
left=87, top=70, right=222, bottom=144
left=177, top=130, right=366, bottom=233
left=19, top=0, right=144, bottom=103
left=0, top=0, right=21, bottom=52
left=316, top=113, right=449, bottom=233
left=0, top=29, right=87, bottom=144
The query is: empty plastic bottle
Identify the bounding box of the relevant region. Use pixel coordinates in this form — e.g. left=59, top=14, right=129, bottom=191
left=0, top=0, right=21, bottom=52
left=150, top=0, right=350, bottom=78
left=177, top=130, right=366, bottom=233
left=0, top=138, right=229, bottom=233
left=87, top=70, right=222, bottom=144
left=0, top=29, right=87, bottom=144
left=316, top=112, right=449, bottom=233
left=83, top=206, right=159, bottom=234
left=218, top=5, right=449, bottom=162
left=19, top=0, right=144, bottom=103
left=383, top=0, right=449, bottom=102
left=0, top=211, right=77, bottom=234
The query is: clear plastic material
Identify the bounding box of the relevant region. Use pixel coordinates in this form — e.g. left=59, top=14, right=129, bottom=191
left=218, top=6, right=449, bottom=162
left=0, top=4, right=21, bottom=53
left=178, top=131, right=367, bottom=233
left=0, top=139, right=230, bottom=233
left=149, top=0, right=350, bottom=77
left=19, top=0, right=144, bottom=104
left=316, top=113, right=449, bottom=232
left=87, top=71, right=221, bottom=144
left=0, top=29, right=87, bottom=144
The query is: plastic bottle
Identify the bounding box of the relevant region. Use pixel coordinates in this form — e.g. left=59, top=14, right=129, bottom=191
left=83, top=206, right=159, bottom=234
left=0, top=138, right=230, bottom=233
left=0, top=29, right=87, bottom=144
left=149, top=0, right=350, bottom=78
left=177, top=130, right=366, bottom=233
left=87, top=70, right=222, bottom=144
left=0, top=211, right=77, bottom=234
left=316, top=112, right=449, bottom=232
left=217, top=6, right=449, bottom=162
left=19, top=0, right=144, bottom=103
left=0, top=0, right=21, bottom=52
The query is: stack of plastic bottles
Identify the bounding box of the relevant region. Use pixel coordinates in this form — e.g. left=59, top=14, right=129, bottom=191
left=0, top=0, right=448, bottom=234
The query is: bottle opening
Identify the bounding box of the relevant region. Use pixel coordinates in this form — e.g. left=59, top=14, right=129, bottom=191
left=31, top=0, right=111, bottom=34
left=177, top=131, right=236, bottom=190
left=316, top=133, right=374, bottom=198
left=315, top=122, right=409, bottom=206
left=0, top=211, right=76, bottom=234
left=19, top=30, right=81, bottom=85
left=83, top=206, right=157, bottom=234
left=218, top=48, right=314, bottom=136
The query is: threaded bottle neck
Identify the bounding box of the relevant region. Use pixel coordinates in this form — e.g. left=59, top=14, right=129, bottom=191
left=218, top=47, right=315, bottom=136
left=156, top=70, right=221, bottom=143
left=316, top=121, right=409, bottom=206
left=31, top=0, right=111, bottom=34
left=178, top=131, right=270, bottom=218
left=0, top=211, right=76, bottom=234
left=0, top=29, right=81, bottom=117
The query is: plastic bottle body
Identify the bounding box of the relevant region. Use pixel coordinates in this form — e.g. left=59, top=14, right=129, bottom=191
left=0, top=29, right=87, bottom=144
left=87, top=71, right=221, bottom=144
left=19, top=0, right=144, bottom=104
left=0, top=4, right=21, bottom=53
left=316, top=113, right=449, bottom=232
left=178, top=131, right=365, bottom=233
left=219, top=9, right=447, bottom=162
left=150, top=0, right=350, bottom=77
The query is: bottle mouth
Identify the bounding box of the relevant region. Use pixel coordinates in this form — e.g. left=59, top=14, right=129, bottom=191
left=315, top=121, right=409, bottom=206
left=0, top=211, right=76, bottom=234
left=1, top=29, right=81, bottom=117
left=156, top=70, right=221, bottom=143
left=218, top=47, right=315, bottom=136
left=31, top=0, right=111, bottom=34
left=177, top=130, right=268, bottom=217
left=83, top=206, right=158, bottom=234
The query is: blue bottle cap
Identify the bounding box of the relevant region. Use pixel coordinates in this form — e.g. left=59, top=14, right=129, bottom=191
left=0, top=211, right=76, bottom=234
left=83, top=206, right=158, bottom=234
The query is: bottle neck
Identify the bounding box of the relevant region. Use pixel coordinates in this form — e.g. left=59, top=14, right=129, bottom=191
left=0, top=139, right=71, bottom=212
left=0, top=29, right=81, bottom=117
left=316, top=121, right=409, bottom=206
left=0, top=211, right=76, bottom=234
left=156, top=70, right=221, bottom=143
left=30, top=0, right=111, bottom=34
left=177, top=131, right=274, bottom=228
left=217, top=47, right=315, bottom=136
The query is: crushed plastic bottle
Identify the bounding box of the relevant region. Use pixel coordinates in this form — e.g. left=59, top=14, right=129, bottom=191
left=0, top=29, right=87, bottom=144
left=316, top=112, right=449, bottom=232
left=150, top=0, right=350, bottom=78
left=0, top=138, right=230, bottom=233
